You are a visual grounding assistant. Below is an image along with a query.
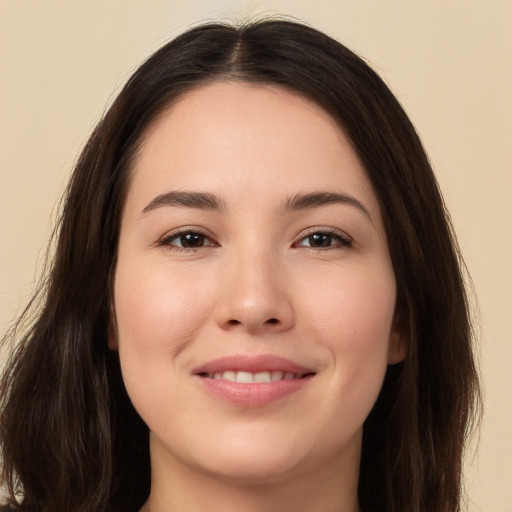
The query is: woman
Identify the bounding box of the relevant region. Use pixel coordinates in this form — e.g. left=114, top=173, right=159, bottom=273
left=0, top=18, right=480, bottom=512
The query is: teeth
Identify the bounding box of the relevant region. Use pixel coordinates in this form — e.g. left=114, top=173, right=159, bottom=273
left=253, top=371, right=271, bottom=383
left=206, top=370, right=300, bottom=383
left=236, top=371, right=253, bottom=383
left=222, top=370, right=236, bottom=382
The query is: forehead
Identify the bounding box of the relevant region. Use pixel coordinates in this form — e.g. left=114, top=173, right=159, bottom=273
left=126, top=81, right=380, bottom=216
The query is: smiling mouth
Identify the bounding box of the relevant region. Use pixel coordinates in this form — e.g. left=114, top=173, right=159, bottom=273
left=197, top=370, right=315, bottom=383
left=193, top=354, right=316, bottom=406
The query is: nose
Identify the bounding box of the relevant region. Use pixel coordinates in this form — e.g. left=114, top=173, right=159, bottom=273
left=214, top=250, right=295, bottom=335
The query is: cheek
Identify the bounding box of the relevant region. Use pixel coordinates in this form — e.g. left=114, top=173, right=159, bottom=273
left=112, top=258, right=218, bottom=433
left=303, top=261, right=396, bottom=347
left=113, top=260, right=212, bottom=381
left=301, top=262, right=396, bottom=395
left=116, top=251, right=216, bottom=329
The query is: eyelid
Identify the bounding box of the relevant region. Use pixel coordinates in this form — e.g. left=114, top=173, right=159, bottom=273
left=292, top=227, right=352, bottom=249
left=156, top=226, right=219, bottom=250
left=154, top=225, right=351, bottom=251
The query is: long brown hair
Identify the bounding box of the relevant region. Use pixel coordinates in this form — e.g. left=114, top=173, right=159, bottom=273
left=0, top=18, right=480, bottom=512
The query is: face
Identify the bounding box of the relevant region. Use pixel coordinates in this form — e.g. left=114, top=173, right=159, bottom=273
left=113, top=82, right=405, bottom=485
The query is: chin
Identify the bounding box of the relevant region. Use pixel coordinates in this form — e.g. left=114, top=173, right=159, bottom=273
left=198, top=448, right=307, bottom=485
left=182, top=422, right=357, bottom=486
left=161, top=422, right=315, bottom=485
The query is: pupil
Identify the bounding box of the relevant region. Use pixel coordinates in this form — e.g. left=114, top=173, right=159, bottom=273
left=310, top=233, right=331, bottom=247
left=181, top=233, right=203, bottom=247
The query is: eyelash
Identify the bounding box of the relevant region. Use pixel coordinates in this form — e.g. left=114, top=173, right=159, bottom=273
left=157, top=228, right=352, bottom=252
left=157, top=228, right=218, bottom=252
left=293, top=228, right=352, bottom=251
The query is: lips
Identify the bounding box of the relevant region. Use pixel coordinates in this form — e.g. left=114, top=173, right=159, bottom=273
left=193, top=354, right=314, bottom=376
left=201, top=370, right=302, bottom=383
left=193, top=354, right=316, bottom=407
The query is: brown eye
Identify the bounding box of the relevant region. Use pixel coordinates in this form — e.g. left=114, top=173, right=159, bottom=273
left=296, top=230, right=351, bottom=249
left=307, top=233, right=334, bottom=247
left=162, top=231, right=216, bottom=249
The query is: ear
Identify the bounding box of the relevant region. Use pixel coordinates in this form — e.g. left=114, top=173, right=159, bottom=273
left=107, top=302, right=119, bottom=351
left=387, top=316, right=408, bottom=365
left=107, top=323, right=118, bottom=351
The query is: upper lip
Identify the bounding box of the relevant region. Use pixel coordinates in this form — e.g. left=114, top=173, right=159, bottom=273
left=193, top=354, right=315, bottom=376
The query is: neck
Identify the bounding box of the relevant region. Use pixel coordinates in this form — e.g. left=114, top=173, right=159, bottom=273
left=142, top=433, right=362, bottom=512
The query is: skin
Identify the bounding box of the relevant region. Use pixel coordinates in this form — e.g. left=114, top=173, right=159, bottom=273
left=112, top=82, right=406, bottom=512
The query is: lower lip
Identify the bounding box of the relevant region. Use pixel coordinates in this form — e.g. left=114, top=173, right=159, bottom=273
left=197, top=376, right=313, bottom=407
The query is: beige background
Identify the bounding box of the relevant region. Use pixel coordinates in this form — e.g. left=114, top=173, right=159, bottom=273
left=1, top=1, right=510, bottom=511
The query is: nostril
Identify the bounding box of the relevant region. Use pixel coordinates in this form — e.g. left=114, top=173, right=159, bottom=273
left=225, top=318, right=280, bottom=327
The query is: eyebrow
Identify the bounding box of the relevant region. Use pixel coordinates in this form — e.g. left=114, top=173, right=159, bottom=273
left=142, top=191, right=225, bottom=214
left=283, top=192, right=373, bottom=222
left=141, top=189, right=372, bottom=223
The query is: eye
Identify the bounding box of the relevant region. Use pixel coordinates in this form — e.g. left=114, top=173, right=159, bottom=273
left=159, top=230, right=218, bottom=250
left=294, top=230, right=352, bottom=250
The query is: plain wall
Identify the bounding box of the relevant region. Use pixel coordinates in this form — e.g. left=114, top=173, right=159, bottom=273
left=1, top=1, right=510, bottom=511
